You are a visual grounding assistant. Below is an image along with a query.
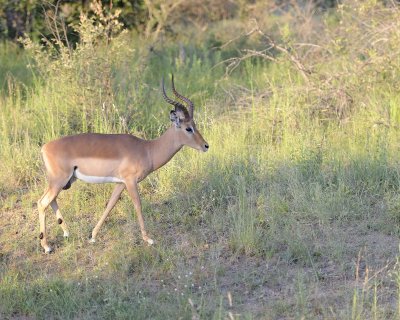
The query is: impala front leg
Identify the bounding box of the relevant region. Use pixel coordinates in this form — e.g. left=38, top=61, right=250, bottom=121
left=125, top=179, right=154, bottom=245
left=90, top=183, right=125, bottom=243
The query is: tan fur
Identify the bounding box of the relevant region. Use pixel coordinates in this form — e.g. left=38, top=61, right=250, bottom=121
left=38, top=112, right=208, bottom=253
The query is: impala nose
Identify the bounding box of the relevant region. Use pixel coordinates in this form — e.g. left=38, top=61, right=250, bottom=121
left=204, top=144, right=209, bottom=151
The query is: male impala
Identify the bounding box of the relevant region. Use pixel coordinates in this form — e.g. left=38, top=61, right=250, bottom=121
left=37, top=76, right=209, bottom=253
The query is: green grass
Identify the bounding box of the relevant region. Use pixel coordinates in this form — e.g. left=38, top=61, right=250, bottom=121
left=1, top=1, right=400, bottom=319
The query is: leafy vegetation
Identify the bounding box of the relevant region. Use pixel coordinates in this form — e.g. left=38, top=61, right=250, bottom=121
left=1, top=1, right=400, bottom=319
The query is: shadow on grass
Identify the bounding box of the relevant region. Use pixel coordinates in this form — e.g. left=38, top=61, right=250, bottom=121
left=156, top=152, right=400, bottom=290
left=0, top=154, right=399, bottom=319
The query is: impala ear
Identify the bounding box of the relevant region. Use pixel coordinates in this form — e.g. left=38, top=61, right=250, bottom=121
left=170, top=110, right=181, bottom=127
left=170, top=109, right=187, bottom=128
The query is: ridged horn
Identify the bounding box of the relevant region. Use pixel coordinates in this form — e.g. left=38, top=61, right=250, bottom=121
left=161, top=77, right=190, bottom=118
left=171, top=74, right=194, bottom=119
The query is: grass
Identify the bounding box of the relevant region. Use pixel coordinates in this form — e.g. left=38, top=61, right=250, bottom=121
left=1, top=1, right=400, bottom=319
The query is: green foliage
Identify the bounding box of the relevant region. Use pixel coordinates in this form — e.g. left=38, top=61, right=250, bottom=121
left=19, top=2, right=140, bottom=137
left=1, top=1, right=400, bottom=318
left=0, top=0, right=146, bottom=41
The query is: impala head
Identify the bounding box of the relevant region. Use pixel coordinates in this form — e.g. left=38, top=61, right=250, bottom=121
left=161, top=75, right=209, bottom=152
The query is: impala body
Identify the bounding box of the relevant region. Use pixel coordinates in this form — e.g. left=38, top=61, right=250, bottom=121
left=37, top=76, right=209, bottom=253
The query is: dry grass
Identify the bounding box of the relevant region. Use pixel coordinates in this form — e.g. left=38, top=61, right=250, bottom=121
left=1, top=1, right=400, bottom=319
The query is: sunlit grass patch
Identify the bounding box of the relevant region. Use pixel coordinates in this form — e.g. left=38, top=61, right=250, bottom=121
left=1, top=1, right=400, bottom=318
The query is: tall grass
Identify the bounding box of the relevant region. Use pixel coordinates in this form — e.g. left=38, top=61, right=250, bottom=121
left=1, top=1, right=400, bottom=318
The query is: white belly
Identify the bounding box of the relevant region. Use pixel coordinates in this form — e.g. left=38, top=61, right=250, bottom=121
left=74, top=169, right=124, bottom=184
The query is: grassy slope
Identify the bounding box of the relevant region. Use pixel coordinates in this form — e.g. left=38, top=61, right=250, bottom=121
left=1, top=3, right=400, bottom=319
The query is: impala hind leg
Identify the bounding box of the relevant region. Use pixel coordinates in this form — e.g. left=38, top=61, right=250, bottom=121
left=50, top=199, right=70, bottom=238
left=125, top=180, right=154, bottom=245
left=90, top=183, right=125, bottom=243
left=38, top=185, right=63, bottom=253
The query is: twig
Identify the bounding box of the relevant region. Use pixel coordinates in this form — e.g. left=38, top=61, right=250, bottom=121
left=213, top=19, right=312, bottom=82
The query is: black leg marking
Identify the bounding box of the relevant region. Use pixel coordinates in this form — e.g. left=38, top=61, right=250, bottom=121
left=62, top=180, right=71, bottom=190
left=39, top=232, right=43, bottom=239
left=57, top=218, right=63, bottom=224
left=63, top=166, right=78, bottom=190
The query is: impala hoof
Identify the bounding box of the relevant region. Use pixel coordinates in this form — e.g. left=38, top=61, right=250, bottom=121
left=44, top=247, right=53, bottom=254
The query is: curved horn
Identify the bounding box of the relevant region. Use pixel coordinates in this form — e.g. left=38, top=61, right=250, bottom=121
left=161, top=77, right=190, bottom=118
left=171, top=74, right=194, bottom=119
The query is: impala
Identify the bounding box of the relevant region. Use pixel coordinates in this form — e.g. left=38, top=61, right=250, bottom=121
left=37, top=76, right=209, bottom=253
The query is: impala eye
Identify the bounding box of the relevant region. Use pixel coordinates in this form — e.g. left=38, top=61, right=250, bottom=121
left=186, top=127, right=193, bottom=133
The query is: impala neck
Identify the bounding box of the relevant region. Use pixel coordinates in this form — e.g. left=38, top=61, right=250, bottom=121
left=148, top=126, right=182, bottom=172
